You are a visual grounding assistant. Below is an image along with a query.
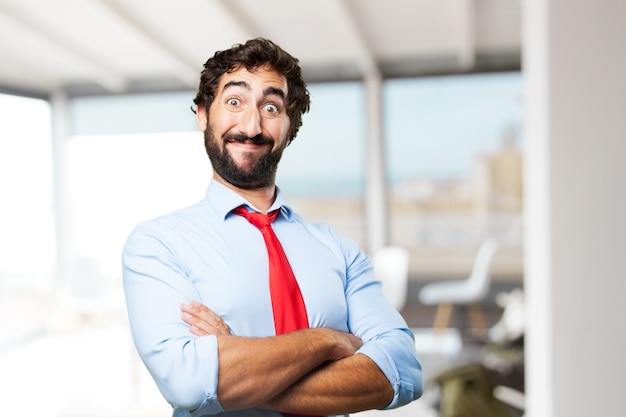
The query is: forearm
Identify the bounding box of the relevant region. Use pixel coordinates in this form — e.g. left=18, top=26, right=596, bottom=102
left=261, top=353, right=393, bottom=416
left=216, top=328, right=358, bottom=410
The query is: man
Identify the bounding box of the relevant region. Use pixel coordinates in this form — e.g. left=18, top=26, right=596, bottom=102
left=123, top=38, right=422, bottom=417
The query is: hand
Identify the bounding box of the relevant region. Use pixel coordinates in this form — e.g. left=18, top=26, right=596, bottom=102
left=329, top=330, right=363, bottom=361
left=181, top=301, right=231, bottom=336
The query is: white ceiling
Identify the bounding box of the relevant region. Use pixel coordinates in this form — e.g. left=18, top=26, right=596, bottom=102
left=0, top=0, right=522, bottom=98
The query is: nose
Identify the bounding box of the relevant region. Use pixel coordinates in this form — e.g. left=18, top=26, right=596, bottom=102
left=238, top=107, right=262, bottom=138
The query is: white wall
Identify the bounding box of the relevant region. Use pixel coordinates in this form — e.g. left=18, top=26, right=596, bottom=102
left=524, top=1, right=626, bottom=416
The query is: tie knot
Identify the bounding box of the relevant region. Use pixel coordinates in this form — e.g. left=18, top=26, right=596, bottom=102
left=233, top=206, right=280, bottom=230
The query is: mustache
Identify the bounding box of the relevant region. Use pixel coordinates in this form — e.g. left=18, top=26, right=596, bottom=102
left=224, top=133, right=273, bottom=146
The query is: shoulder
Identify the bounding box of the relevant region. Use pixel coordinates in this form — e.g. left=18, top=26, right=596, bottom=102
left=287, top=209, right=366, bottom=265
left=125, top=199, right=211, bottom=248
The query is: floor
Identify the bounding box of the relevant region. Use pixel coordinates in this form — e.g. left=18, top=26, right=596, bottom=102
left=0, top=282, right=523, bottom=417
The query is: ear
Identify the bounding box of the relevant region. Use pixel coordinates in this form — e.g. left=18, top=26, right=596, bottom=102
left=196, top=105, right=208, bottom=131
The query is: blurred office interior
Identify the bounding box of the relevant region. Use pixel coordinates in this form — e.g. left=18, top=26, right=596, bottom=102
left=0, top=1, right=624, bottom=416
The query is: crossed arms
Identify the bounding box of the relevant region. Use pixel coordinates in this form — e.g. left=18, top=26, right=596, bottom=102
left=180, top=301, right=393, bottom=415
left=123, top=220, right=422, bottom=415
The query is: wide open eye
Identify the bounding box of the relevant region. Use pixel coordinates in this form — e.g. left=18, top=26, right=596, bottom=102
left=262, top=103, right=280, bottom=114
left=226, top=97, right=241, bottom=107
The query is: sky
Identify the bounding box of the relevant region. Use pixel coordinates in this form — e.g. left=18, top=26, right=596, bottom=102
left=277, top=71, right=524, bottom=195
left=384, top=72, right=523, bottom=180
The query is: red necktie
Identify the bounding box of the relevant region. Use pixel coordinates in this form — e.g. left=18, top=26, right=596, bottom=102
left=233, top=206, right=309, bottom=334
left=234, top=207, right=322, bottom=417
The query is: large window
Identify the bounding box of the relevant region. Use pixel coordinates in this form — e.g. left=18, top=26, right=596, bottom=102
left=0, top=94, right=55, bottom=290
left=66, top=84, right=367, bottom=277
left=0, top=72, right=525, bottom=413
left=64, top=73, right=523, bottom=282
left=0, top=93, right=54, bottom=348
left=385, top=72, right=524, bottom=279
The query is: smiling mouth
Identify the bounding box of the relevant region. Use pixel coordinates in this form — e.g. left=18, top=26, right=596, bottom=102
left=227, top=141, right=269, bottom=154
left=225, top=133, right=272, bottom=147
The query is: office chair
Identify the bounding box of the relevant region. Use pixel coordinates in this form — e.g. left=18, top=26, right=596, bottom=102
left=418, top=239, right=499, bottom=337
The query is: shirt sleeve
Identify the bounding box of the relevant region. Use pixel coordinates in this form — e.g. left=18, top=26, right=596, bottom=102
left=339, top=235, right=424, bottom=409
left=122, top=221, right=224, bottom=414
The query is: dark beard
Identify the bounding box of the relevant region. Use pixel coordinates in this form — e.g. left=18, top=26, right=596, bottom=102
left=204, top=129, right=285, bottom=190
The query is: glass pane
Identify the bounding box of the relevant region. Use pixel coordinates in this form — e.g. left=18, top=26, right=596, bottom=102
left=67, top=132, right=209, bottom=280
left=68, top=82, right=367, bottom=278
left=0, top=94, right=54, bottom=289
left=276, top=82, right=366, bottom=243
left=277, top=81, right=365, bottom=197
left=384, top=72, right=524, bottom=281
left=0, top=93, right=54, bottom=348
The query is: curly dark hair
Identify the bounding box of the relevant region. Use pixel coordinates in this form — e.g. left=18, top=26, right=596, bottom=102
left=193, top=38, right=310, bottom=144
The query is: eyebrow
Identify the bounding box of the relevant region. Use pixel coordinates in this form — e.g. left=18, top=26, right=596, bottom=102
left=223, top=81, right=285, bottom=100
left=264, top=86, right=285, bottom=100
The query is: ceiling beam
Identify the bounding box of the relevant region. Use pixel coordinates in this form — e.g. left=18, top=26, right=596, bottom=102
left=214, top=0, right=258, bottom=40
left=333, top=0, right=380, bottom=78
left=96, top=0, right=199, bottom=89
left=0, top=2, right=127, bottom=93
left=458, top=0, right=477, bottom=69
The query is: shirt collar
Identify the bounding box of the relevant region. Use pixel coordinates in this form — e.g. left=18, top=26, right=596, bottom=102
left=205, top=179, right=294, bottom=221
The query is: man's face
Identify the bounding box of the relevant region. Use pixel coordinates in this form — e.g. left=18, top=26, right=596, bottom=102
left=197, top=66, right=291, bottom=190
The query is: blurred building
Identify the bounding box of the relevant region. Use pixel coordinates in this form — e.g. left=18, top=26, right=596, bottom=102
left=388, top=129, right=524, bottom=283
left=472, top=128, right=523, bottom=214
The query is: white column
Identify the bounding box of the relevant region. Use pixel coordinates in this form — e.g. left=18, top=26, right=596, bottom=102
left=50, top=90, right=74, bottom=283
left=524, top=1, right=626, bottom=416
left=364, top=71, right=388, bottom=255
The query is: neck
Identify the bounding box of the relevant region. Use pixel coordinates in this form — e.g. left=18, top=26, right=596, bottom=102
left=213, top=173, right=276, bottom=213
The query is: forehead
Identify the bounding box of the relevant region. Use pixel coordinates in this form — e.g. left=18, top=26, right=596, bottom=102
left=218, top=66, right=288, bottom=96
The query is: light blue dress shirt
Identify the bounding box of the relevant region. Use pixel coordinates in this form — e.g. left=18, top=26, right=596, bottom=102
left=123, top=180, right=423, bottom=416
